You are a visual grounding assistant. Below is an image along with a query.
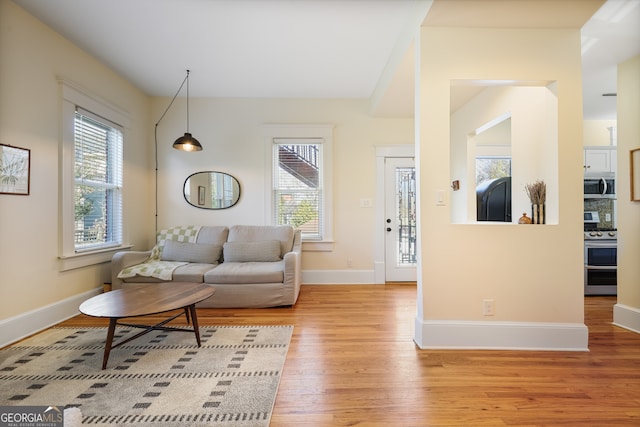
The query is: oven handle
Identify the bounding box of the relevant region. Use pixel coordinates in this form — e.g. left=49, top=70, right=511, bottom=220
left=584, top=241, right=617, bottom=248
left=585, top=265, right=617, bottom=270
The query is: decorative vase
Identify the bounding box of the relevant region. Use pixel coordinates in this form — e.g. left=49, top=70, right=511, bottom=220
left=518, top=212, right=532, bottom=224
left=532, top=204, right=545, bottom=224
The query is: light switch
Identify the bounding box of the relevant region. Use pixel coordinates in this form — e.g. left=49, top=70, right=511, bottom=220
left=360, top=198, right=373, bottom=208
left=436, top=190, right=446, bottom=206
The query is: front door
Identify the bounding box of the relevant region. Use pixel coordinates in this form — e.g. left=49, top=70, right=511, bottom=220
left=384, top=157, right=417, bottom=282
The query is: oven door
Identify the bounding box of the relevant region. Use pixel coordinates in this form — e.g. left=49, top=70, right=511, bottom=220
left=584, top=240, right=617, bottom=295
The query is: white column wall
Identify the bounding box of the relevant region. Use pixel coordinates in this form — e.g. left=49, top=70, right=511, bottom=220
left=415, top=27, right=587, bottom=350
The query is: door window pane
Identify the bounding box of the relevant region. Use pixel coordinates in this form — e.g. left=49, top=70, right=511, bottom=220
left=395, top=166, right=416, bottom=265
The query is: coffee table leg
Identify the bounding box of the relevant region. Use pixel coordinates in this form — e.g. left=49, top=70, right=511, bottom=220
left=103, top=317, right=118, bottom=369
left=188, top=304, right=202, bottom=347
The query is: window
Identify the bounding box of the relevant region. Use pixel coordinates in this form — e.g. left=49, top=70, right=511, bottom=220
left=273, top=140, right=323, bottom=240
left=59, top=80, right=130, bottom=269
left=263, top=124, right=333, bottom=249
left=73, top=109, right=123, bottom=251
left=476, top=156, right=511, bottom=186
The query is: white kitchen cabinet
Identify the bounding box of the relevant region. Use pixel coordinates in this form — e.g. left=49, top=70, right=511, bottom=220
left=584, top=147, right=616, bottom=175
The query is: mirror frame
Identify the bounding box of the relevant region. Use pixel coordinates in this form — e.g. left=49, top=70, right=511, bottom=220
left=183, top=171, right=241, bottom=210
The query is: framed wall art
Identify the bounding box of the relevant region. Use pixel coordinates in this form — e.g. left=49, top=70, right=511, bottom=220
left=631, top=148, right=640, bottom=201
left=0, top=143, right=30, bottom=195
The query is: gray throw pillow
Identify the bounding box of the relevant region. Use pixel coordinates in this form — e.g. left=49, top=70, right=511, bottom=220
left=223, top=240, right=282, bottom=262
left=161, top=240, right=222, bottom=264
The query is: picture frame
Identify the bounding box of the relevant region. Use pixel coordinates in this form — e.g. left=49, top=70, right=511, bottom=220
left=198, top=185, right=205, bottom=205
left=631, top=148, right=640, bottom=202
left=0, top=143, right=30, bottom=195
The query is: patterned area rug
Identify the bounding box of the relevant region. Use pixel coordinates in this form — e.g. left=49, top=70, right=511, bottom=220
left=0, top=325, right=292, bottom=426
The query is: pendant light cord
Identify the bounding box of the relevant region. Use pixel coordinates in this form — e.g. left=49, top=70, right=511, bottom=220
left=154, top=70, right=190, bottom=234
left=186, top=70, right=190, bottom=133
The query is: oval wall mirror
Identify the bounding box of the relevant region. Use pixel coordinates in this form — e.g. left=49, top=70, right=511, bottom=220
left=183, top=171, right=241, bottom=209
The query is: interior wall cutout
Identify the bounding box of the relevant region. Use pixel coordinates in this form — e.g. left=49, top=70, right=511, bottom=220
left=449, top=81, right=559, bottom=224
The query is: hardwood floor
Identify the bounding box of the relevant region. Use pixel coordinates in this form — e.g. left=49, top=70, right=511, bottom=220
left=57, top=284, right=640, bottom=426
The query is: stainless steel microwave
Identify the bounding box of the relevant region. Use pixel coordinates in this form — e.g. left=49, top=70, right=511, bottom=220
left=584, top=176, right=615, bottom=198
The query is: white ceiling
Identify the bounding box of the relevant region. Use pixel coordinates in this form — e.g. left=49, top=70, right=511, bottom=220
left=13, top=0, right=428, bottom=99
left=580, top=0, right=640, bottom=119
left=12, top=0, right=640, bottom=120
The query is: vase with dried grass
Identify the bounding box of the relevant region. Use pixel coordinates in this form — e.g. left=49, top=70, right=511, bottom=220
left=525, top=180, right=546, bottom=224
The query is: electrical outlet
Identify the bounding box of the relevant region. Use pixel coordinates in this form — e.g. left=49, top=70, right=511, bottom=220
left=605, top=213, right=611, bottom=222
left=347, top=258, right=353, bottom=268
left=482, top=299, right=495, bottom=316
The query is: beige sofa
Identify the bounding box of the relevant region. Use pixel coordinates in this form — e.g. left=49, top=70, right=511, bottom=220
left=111, top=225, right=301, bottom=308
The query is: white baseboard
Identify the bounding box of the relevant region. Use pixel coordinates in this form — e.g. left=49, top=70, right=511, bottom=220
left=373, top=262, right=385, bottom=284
left=0, top=287, right=101, bottom=348
left=414, top=318, right=589, bottom=351
left=302, top=269, right=376, bottom=284
left=613, top=303, right=640, bottom=333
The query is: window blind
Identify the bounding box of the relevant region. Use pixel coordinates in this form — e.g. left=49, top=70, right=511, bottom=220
left=74, top=108, right=123, bottom=251
left=273, top=138, right=323, bottom=240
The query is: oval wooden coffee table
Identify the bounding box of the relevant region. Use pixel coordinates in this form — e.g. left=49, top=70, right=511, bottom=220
left=79, top=282, right=215, bottom=369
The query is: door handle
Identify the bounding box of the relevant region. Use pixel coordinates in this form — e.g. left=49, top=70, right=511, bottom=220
left=386, top=227, right=392, bottom=232
left=386, top=218, right=391, bottom=223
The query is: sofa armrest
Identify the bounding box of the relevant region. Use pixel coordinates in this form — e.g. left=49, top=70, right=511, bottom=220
left=282, top=229, right=302, bottom=304
left=111, top=250, right=151, bottom=289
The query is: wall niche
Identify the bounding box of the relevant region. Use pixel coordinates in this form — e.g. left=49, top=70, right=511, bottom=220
left=449, top=80, right=559, bottom=225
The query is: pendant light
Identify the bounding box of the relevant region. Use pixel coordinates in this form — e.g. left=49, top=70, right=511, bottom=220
left=155, top=69, right=203, bottom=153
left=153, top=69, right=203, bottom=232
left=172, top=70, right=202, bottom=151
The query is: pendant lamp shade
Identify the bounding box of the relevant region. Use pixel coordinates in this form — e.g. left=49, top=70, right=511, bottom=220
left=173, top=132, right=202, bottom=151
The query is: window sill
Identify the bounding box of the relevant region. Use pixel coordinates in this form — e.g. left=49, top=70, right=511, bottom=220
left=59, top=244, right=133, bottom=271
left=302, top=240, right=334, bottom=252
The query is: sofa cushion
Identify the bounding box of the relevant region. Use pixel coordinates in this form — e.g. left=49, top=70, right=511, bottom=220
left=223, top=240, right=281, bottom=262
left=204, top=261, right=284, bottom=284
left=227, top=225, right=294, bottom=257
left=161, top=240, right=222, bottom=264
left=195, top=226, right=229, bottom=246
left=173, top=263, right=218, bottom=282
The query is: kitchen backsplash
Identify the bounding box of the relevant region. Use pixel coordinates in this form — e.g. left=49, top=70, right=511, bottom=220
left=584, top=198, right=615, bottom=229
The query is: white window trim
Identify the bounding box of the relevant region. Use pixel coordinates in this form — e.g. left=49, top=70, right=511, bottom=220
left=263, top=124, right=334, bottom=252
left=59, top=79, right=132, bottom=270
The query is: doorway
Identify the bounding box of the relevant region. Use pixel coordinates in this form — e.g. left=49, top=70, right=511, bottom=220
left=384, top=157, right=417, bottom=282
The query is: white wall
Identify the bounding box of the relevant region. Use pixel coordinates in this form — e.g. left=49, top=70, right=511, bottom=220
left=415, top=27, right=587, bottom=350
left=614, top=55, right=640, bottom=333
left=153, top=97, right=414, bottom=272
left=0, top=1, right=151, bottom=344
left=583, top=119, right=616, bottom=146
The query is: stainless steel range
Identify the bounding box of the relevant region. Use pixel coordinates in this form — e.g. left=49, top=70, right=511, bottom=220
left=584, top=212, right=617, bottom=295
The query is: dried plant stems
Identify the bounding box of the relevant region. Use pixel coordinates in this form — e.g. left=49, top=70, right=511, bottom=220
left=525, top=180, right=546, bottom=205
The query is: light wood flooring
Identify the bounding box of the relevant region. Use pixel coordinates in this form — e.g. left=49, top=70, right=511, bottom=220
left=57, top=284, right=640, bottom=426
